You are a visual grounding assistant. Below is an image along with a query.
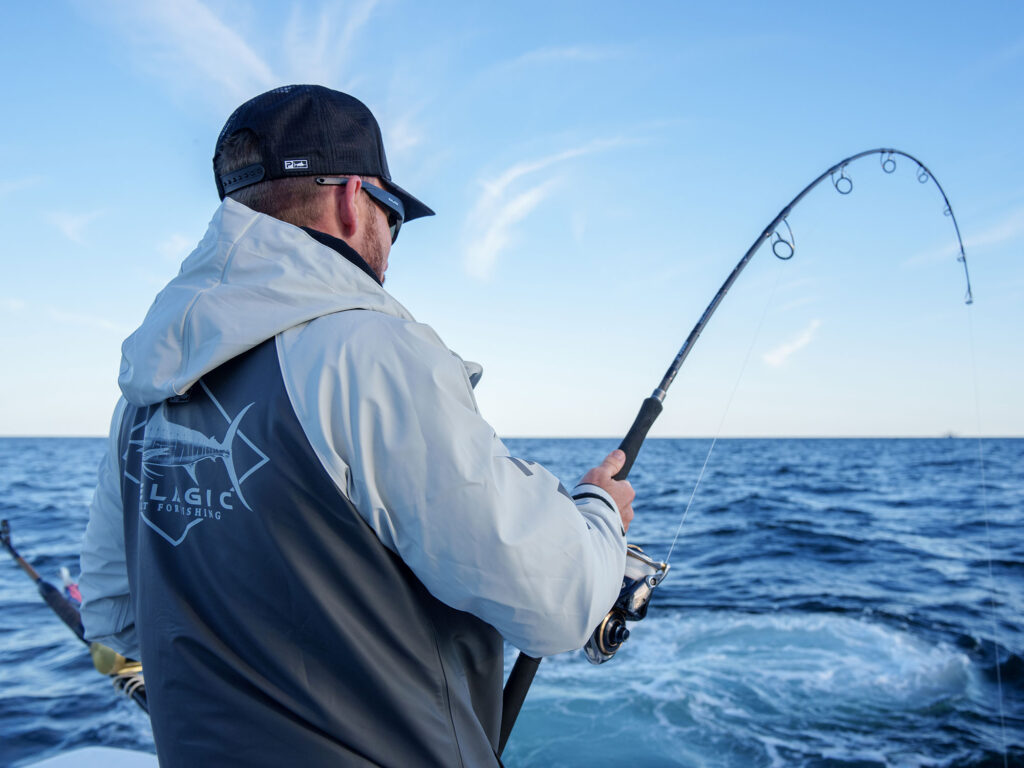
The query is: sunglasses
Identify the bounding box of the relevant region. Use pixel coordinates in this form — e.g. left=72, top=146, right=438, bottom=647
left=315, top=177, right=404, bottom=243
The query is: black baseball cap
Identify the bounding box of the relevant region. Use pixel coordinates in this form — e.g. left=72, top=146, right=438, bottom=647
left=213, top=85, right=434, bottom=222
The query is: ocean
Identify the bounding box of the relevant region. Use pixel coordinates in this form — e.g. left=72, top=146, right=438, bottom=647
left=0, top=437, right=1020, bottom=767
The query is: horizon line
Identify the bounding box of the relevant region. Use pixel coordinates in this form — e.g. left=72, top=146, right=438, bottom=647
left=2, top=434, right=1021, bottom=440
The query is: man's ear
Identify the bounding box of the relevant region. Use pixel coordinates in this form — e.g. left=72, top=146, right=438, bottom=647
left=335, top=176, right=363, bottom=240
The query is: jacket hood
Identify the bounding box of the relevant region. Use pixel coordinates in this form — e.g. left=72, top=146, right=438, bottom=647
left=119, top=198, right=414, bottom=406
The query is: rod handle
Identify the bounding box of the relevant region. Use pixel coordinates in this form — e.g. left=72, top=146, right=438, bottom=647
left=499, top=654, right=541, bottom=755
left=614, top=396, right=663, bottom=480
left=37, top=579, right=87, bottom=642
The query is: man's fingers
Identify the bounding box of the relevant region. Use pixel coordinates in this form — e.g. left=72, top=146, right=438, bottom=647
left=578, top=450, right=637, bottom=530
left=601, top=449, right=626, bottom=474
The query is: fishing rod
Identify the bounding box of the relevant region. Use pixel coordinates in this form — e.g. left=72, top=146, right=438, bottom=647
left=498, top=147, right=972, bottom=755
left=1, top=519, right=149, bottom=713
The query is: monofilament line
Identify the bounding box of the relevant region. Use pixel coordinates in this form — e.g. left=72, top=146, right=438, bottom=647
left=966, top=306, right=1008, bottom=767
left=665, top=261, right=785, bottom=564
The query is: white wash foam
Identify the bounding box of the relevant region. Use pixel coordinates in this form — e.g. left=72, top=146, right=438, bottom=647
left=502, top=611, right=976, bottom=766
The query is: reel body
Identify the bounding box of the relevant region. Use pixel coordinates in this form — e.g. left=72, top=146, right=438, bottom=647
left=583, top=544, right=669, bottom=664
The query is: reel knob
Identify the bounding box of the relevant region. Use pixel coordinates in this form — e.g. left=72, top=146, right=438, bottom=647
left=583, top=610, right=630, bottom=664
left=607, top=619, right=630, bottom=647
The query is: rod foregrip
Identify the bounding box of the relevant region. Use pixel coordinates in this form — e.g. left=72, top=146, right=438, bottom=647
left=614, top=396, right=663, bottom=480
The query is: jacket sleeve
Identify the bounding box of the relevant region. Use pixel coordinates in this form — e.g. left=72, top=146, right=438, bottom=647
left=79, top=398, right=139, bottom=657
left=277, top=313, right=627, bottom=657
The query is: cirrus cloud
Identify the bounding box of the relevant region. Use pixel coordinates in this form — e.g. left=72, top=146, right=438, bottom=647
left=762, top=319, right=822, bottom=368
left=463, top=138, right=626, bottom=280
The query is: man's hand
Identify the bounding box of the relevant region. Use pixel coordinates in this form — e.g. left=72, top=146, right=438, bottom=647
left=579, top=449, right=635, bottom=533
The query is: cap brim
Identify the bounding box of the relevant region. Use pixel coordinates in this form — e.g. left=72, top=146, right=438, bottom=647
left=381, top=179, right=434, bottom=222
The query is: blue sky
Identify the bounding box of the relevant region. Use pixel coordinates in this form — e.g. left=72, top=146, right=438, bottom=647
left=1, top=1, right=1021, bottom=437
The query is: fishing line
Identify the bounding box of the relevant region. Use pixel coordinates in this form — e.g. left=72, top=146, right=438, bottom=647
left=499, top=147, right=975, bottom=756
left=966, top=306, right=1009, bottom=767
left=665, top=260, right=786, bottom=564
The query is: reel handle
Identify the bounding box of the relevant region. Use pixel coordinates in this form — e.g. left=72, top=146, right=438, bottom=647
left=614, top=396, right=663, bottom=480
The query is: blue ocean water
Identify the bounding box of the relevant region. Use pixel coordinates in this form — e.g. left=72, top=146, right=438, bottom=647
left=0, top=437, right=1021, bottom=767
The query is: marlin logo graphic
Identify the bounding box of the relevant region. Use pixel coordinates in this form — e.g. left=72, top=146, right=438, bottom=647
left=139, top=403, right=255, bottom=510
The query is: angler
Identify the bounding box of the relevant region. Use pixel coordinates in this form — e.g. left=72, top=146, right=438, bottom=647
left=16, top=138, right=975, bottom=765
left=78, top=85, right=635, bottom=767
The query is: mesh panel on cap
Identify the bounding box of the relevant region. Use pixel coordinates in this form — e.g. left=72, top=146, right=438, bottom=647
left=215, top=85, right=299, bottom=149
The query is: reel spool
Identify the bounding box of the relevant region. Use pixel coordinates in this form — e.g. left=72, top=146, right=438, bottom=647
left=584, top=545, right=669, bottom=664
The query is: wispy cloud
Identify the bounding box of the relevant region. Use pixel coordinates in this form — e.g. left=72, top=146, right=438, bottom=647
left=483, top=140, right=624, bottom=196
left=48, top=210, right=104, bottom=244
left=964, top=206, right=1024, bottom=250
left=776, top=295, right=819, bottom=313
left=955, top=35, right=1024, bottom=86
left=384, top=109, right=425, bottom=155
left=2, top=298, right=126, bottom=334
left=281, top=0, right=378, bottom=87
left=773, top=278, right=821, bottom=313
left=464, top=180, right=559, bottom=280
left=762, top=319, right=821, bottom=368
left=279, top=0, right=425, bottom=162
left=463, top=139, right=625, bottom=279
left=570, top=209, right=587, bottom=244
left=48, top=308, right=128, bottom=335
left=84, top=0, right=390, bottom=110
left=157, top=233, right=197, bottom=264
left=508, top=44, right=629, bottom=68
left=83, top=0, right=277, bottom=106
left=904, top=205, right=1024, bottom=267
left=80, top=1, right=426, bottom=183
left=0, top=177, right=43, bottom=197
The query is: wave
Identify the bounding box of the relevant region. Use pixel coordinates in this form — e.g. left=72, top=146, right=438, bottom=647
left=504, top=610, right=1005, bottom=766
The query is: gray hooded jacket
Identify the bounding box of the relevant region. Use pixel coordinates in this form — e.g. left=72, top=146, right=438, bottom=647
left=79, top=199, right=626, bottom=766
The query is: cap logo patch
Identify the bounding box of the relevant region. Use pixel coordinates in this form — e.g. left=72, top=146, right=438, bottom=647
left=283, top=159, right=309, bottom=170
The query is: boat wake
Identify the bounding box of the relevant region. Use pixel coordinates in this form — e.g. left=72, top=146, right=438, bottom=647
left=504, top=611, right=1000, bottom=767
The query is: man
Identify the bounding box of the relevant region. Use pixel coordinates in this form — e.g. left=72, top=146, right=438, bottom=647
left=80, top=85, right=634, bottom=767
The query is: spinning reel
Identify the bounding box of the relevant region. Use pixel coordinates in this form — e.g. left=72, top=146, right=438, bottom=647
left=583, top=544, right=669, bottom=664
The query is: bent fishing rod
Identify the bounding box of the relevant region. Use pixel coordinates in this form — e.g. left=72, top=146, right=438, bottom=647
left=1, top=519, right=148, bottom=713
left=498, top=147, right=972, bottom=755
